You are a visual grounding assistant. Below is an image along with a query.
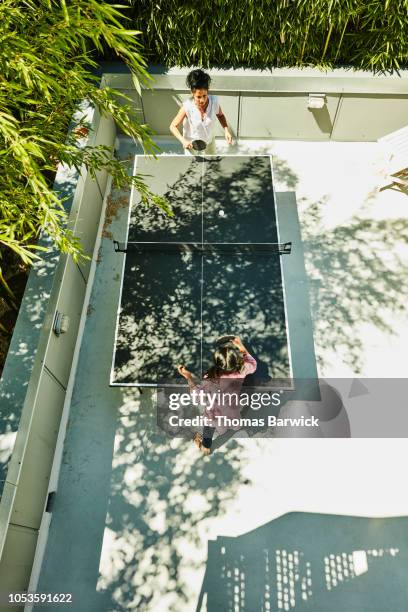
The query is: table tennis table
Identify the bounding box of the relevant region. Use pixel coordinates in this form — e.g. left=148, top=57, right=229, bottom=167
left=110, top=155, right=292, bottom=387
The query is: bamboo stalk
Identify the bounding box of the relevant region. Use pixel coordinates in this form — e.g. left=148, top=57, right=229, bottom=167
left=334, top=16, right=349, bottom=63
left=321, top=22, right=334, bottom=61
left=299, top=20, right=310, bottom=63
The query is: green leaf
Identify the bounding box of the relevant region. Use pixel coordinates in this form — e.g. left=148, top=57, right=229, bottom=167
left=60, top=0, right=70, bottom=24
left=131, top=71, right=142, bottom=97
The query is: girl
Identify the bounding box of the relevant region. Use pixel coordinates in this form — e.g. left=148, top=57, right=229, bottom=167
left=169, top=69, right=234, bottom=155
left=178, top=336, right=257, bottom=455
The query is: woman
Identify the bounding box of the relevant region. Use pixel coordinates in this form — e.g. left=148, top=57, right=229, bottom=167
left=178, top=337, right=257, bottom=455
left=169, top=69, right=234, bottom=155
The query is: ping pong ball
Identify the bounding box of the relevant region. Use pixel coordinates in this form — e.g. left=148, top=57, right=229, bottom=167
left=219, top=209, right=225, bottom=217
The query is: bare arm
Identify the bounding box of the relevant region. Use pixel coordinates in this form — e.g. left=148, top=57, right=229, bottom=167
left=216, top=107, right=233, bottom=144
left=177, top=365, right=197, bottom=389
left=216, top=111, right=228, bottom=128
left=169, top=107, right=192, bottom=149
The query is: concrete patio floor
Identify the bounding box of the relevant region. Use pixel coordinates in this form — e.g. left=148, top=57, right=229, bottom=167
left=35, top=138, right=408, bottom=611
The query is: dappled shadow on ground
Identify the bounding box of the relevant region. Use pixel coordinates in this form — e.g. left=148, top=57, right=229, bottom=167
left=96, top=388, right=251, bottom=611
left=272, top=156, right=299, bottom=191
left=23, top=147, right=408, bottom=610
left=197, top=512, right=407, bottom=611
left=301, top=198, right=408, bottom=374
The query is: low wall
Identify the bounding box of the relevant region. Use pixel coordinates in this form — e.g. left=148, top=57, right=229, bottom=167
left=106, top=65, right=408, bottom=141
left=0, top=97, right=116, bottom=599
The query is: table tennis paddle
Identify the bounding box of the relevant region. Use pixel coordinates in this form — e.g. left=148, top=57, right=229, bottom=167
left=192, top=139, right=207, bottom=151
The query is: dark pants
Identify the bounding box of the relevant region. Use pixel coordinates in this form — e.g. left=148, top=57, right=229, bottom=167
left=202, top=426, right=216, bottom=449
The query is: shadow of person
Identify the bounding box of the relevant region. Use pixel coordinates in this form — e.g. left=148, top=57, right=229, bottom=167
left=243, top=348, right=273, bottom=388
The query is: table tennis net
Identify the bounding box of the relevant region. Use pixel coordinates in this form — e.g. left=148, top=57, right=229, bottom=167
left=113, top=241, right=292, bottom=255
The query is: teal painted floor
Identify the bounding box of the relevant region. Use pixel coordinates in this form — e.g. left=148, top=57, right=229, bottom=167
left=34, top=138, right=408, bottom=611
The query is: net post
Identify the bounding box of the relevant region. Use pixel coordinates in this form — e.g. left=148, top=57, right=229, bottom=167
left=280, top=242, right=292, bottom=255
left=113, top=240, right=126, bottom=253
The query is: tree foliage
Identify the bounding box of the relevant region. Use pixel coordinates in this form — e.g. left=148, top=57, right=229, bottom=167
left=0, top=0, right=168, bottom=300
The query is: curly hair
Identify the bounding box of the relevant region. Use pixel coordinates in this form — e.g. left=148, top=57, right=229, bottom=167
left=186, top=69, right=211, bottom=91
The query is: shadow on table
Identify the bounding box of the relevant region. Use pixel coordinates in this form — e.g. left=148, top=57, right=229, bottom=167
left=113, top=156, right=291, bottom=385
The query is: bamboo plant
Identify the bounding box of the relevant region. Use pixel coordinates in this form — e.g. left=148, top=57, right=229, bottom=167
left=0, top=0, right=169, bottom=307
left=125, top=0, right=408, bottom=73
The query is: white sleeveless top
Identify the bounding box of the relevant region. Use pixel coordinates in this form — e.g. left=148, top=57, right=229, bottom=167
left=182, top=95, right=220, bottom=144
